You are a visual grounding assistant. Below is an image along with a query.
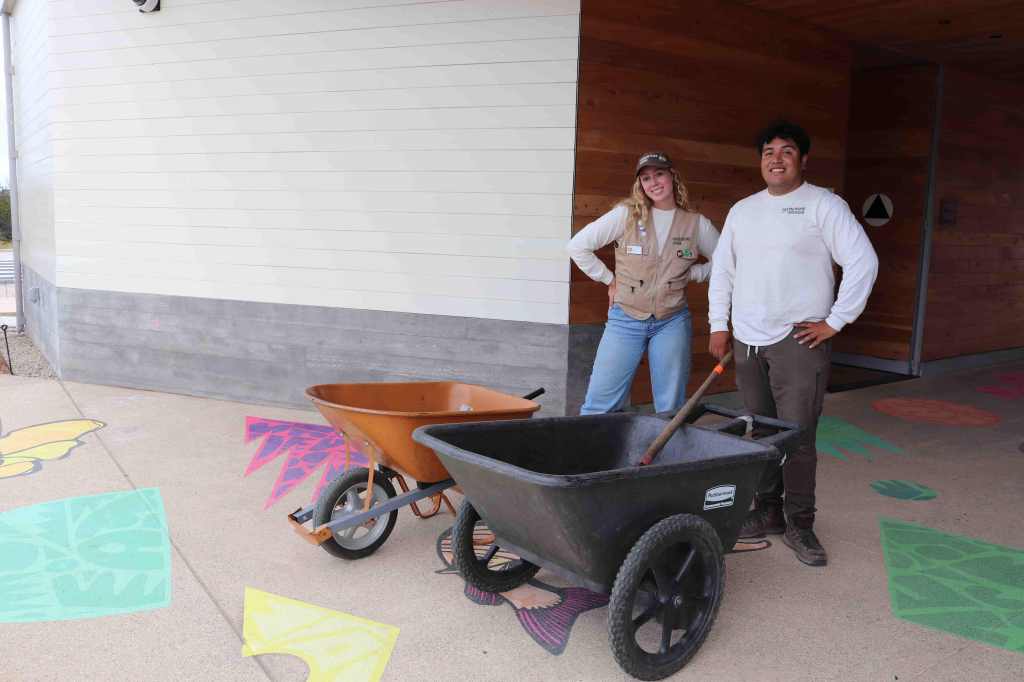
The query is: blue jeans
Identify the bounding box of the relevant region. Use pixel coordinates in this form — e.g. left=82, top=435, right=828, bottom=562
left=580, top=305, right=692, bottom=415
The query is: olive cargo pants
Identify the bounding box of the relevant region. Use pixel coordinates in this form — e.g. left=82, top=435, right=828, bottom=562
left=733, top=332, right=830, bottom=529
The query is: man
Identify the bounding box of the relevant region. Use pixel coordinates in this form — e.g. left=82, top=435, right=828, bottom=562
left=708, top=121, right=878, bottom=566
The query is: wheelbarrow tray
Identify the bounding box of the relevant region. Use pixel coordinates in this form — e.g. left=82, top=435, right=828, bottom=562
left=306, top=381, right=540, bottom=483
left=413, top=413, right=783, bottom=593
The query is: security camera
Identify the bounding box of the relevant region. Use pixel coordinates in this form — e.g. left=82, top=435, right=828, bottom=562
left=133, top=0, right=160, bottom=12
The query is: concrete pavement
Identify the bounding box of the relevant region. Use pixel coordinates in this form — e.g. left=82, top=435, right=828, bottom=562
left=1, top=363, right=1022, bottom=681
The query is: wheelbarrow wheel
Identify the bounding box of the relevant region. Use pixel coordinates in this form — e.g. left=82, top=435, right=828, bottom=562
left=313, top=467, right=398, bottom=560
left=451, top=501, right=540, bottom=593
left=608, top=513, right=724, bottom=681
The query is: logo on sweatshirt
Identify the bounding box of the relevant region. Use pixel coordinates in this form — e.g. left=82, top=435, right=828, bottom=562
left=782, top=207, right=806, bottom=215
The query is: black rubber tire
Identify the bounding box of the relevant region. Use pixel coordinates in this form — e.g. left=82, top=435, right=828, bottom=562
left=451, top=501, right=540, bottom=593
left=608, top=513, right=725, bottom=680
left=313, top=467, right=398, bottom=560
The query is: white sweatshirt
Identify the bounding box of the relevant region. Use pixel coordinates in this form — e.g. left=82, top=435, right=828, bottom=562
left=567, top=205, right=721, bottom=286
left=708, top=182, right=879, bottom=346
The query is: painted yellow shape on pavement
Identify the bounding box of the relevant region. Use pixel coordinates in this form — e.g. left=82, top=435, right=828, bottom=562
left=0, top=419, right=104, bottom=455
left=242, top=587, right=399, bottom=682
left=0, top=420, right=105, bottom=479
left=0, top=460, right=34, bottom=477
left=4, top=441, right=81, bottom=462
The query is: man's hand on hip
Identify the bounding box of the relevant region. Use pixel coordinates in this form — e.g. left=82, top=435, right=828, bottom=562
left=794, top=321, right=837, bottom=349
left=607, top=281, right=617, bottom=310
left=709, top=331, right=730, bottom=360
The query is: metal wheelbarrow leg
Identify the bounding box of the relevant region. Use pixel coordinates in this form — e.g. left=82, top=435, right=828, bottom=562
left=288, top=469, right=454, bottom=559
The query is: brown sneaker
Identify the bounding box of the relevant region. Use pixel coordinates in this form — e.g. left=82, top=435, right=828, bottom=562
left=782, top=526, right=828, bottom=566
left=737, top=506, right=785, bottom=539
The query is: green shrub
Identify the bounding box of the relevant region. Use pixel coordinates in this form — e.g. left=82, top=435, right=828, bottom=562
left=0, top=189, right=11, bottom=242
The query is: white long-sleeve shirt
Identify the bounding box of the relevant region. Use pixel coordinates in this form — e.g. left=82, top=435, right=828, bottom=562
left=567, top=205, right=721, bottom=285
left=708, top=182, right=879, bottom=346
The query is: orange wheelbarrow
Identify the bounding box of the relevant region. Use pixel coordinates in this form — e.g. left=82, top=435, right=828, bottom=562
left=287, top=381, right=542, bottom=559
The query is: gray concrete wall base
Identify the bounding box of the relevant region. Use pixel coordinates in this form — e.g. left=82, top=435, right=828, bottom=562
left=57, top=288, right=571, bottom=415
left=566, top=323, right=602, bottom=415
left=21, top=264, right=60, bottom=373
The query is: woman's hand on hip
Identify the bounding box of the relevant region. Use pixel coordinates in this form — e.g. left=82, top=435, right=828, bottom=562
left=607, top=281, right=617, bottom=310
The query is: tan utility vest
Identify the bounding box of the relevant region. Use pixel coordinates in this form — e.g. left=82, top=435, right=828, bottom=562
left=613, top=208, right=700, bottom=320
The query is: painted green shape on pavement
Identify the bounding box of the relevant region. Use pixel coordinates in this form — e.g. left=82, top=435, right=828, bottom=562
left=871, top=480, right=937, bottom=501
left=0, top=488, right=171, bottom=622
left=816, top=416, right=904, bottom=462
left=879, top=517, right=1024, bottom=653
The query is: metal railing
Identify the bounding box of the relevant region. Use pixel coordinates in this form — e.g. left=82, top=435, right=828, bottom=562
left=0, top=252, right=13, bottom=282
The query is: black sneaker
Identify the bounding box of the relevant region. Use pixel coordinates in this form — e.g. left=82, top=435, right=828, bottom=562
left=737, top=506, right=785, bottom=539
left=782, top=526, right=828, bottom=566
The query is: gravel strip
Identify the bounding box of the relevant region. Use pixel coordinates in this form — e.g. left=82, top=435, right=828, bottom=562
left=0, top=327, right=57, bottom=378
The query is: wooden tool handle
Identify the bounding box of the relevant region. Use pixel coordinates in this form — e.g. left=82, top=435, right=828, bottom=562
left=638, top=351, right=733, bottom=466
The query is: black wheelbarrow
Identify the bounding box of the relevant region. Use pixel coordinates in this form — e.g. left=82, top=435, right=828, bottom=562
left=412, top=404, right=800, bottom=680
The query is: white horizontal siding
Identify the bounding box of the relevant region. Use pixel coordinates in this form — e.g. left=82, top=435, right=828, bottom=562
left=56, top=189, right=570, bottom=214
left=52, top=105, right=576, bottom=138
left=47, top=0, right=580, bottom=324
left=56, top=247, right=566, bottom=298
left=55, top=223, right=566, bottom=260
left=55, top=270, right=568, bottom=324
left=52, top=60, right=580, bottom=107
left=49, top=1, right=580, bottom=51
left=54, top=82, right=577, bottom=122
left=11, top=0, right=56, bottom=281
left=53, top=128, right=574, bottom=156
left=52, top=39, right=580, bottom=89
left=55, top=170, right=574, bottom=194
left=51, top=15, right=579, bottom=72
left=57, top=149, right=575, bottom=172
left=56, top=207, right=568, bottom=238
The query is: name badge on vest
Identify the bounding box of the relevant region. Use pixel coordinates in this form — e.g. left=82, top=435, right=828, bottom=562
left=626, top=244, right=644, bottom=255
left=677, top=248, right=694, bottom=258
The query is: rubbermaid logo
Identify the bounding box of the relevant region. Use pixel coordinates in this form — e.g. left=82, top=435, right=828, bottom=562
left=703, top=484, right=736, bottom=510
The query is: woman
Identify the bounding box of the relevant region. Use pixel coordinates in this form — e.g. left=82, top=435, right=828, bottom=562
left=568, top=152, right=720, bottom=414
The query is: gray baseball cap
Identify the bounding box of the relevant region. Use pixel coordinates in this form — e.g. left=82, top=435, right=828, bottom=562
left=635, top=152, right=672, bottom=175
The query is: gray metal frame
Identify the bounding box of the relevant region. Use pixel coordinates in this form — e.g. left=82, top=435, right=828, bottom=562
left=291, top=478, right=454, bottom=534
left=909, top=64, right=945, bottom=376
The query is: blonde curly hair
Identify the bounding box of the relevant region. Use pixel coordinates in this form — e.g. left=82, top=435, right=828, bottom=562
left=618, top=167, right=693, bottom=231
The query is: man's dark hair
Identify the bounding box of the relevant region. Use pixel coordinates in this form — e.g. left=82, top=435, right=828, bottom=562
left=756, top=121, right=811, bottom=156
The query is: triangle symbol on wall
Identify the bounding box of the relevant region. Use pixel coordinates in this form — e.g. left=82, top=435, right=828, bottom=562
left=865, top=195, right=890, bottom=220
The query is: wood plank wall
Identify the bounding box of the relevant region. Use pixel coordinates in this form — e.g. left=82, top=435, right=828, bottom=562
left=572, top=0, right=853, bottom=400
left=833, top=65, right=938, bottom=362
left=923, top=69, right=1024, bottom=360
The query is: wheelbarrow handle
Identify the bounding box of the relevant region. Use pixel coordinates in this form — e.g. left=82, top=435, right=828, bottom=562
left=696, top=403, right=803, bottom=454
left=521, top=387, right=545, bottom=401
left=638, top=351, right=733, bottom=466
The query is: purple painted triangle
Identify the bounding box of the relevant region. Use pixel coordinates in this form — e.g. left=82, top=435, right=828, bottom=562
left=243, top=417, right=368, bottom=509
